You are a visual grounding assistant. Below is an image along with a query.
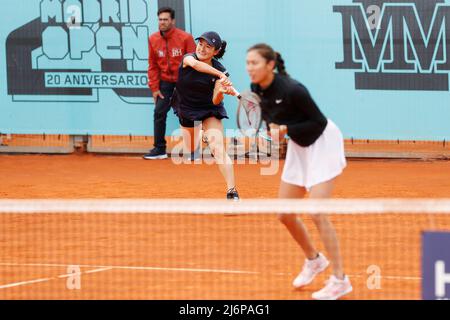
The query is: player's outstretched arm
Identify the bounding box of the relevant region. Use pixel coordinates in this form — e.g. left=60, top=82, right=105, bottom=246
left=183, top=56, right=232, bottom=86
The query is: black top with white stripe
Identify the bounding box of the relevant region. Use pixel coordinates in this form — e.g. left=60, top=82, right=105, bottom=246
left=251, top=74, right=328, bottom=147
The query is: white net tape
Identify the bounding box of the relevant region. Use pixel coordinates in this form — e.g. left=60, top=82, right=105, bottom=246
left=1, top=199, right=450, bottom=214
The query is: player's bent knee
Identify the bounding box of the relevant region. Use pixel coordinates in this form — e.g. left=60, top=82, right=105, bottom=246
left=278, top=214, right=297, bottom=225
left=209, top=142, right=225, bottom=154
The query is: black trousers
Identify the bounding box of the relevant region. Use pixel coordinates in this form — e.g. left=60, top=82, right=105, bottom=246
left=153, top=81, right=176, bottom=151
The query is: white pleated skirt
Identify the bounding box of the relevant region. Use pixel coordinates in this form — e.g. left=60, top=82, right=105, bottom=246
left=281, top=119, right=347, bottom=191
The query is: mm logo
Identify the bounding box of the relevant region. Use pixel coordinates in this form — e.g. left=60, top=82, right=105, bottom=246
left=334, top=0, right=450, bottom=91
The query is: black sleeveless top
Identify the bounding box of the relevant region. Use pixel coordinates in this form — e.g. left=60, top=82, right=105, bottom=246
left=172, top=53, right=228, bottom=121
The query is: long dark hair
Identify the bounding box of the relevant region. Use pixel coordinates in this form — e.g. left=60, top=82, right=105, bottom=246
left=214, top=41, right=227, bottom=59
left=247, top=43, right=288, bottom=76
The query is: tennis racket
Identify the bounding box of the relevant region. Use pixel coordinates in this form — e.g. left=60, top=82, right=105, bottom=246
left=229, top=88, right=272, bottom=160
left=232, top=89, right=271, bottom=142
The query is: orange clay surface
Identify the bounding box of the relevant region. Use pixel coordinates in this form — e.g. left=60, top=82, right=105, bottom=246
left=1, top=154, right=450, bottom=300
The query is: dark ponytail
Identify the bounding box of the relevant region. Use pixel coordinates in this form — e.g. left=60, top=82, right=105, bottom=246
left=247, top=43, right=289, bottom=76
left=214, top=40, right=227, bottom=59
left=275, top=52, right=288, bottom=76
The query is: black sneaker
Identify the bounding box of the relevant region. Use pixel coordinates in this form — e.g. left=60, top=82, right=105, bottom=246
left=226, top=187, right=240, bottom=201
left=143, top=148, right=168, bottom=160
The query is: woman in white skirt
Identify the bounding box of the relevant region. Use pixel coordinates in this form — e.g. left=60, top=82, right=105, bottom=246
left=246, top=43, right=352, bottom=300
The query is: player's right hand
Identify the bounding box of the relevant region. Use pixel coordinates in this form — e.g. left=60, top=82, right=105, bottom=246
left=152, top=90, right=165, bottom=103
left=218, top=74, right=232, bottom=87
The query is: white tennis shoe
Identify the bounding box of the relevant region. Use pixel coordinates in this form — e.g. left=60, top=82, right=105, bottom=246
left=292, top=253, right=329, bottom=288
left=312, top=275, right=353, bottom=300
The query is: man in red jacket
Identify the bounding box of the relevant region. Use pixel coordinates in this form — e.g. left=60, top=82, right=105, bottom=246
left=144, top=7, right=196, bottom=160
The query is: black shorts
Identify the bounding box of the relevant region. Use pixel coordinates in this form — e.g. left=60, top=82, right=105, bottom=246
left=178, top=115, right=228, bottom=128
left=179, top=117, right=201, bottom=128
left=175, top=104, right=229, bottom=128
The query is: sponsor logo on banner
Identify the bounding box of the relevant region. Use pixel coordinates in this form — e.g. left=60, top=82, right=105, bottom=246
left=6, top=0, right=152, bottom=104
left=422, top=232, right=450, bottom=300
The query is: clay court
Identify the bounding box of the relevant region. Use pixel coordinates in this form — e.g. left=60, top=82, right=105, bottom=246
left=1, top=153, right=450, bottom=300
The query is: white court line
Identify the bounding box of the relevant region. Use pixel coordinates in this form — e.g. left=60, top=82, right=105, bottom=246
left=0, top=262, right=260, bottom=275
left=0, top=262, right=421, bottom=281
left=384, top=276, right=421, bottom=281
left=0, top=277, right=52, bottom=289
left=343, top=274, right=421, bottom=281
left=57, top=267, right=114, bottom=279
left=0, top=266, right=113, bottom=290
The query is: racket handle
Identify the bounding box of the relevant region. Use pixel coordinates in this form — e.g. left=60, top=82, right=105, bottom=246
left=218, top=77, right=241, bottom=98
left=231, top=87, right=241, bottom=99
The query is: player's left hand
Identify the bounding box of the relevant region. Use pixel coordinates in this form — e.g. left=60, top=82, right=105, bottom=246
left=268, top=123, right=288, bottom=142
left=218, top=84, right=236, bottom=96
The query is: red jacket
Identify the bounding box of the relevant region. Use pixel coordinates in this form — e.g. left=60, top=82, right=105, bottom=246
left=148, top=28, right=196, bottom=93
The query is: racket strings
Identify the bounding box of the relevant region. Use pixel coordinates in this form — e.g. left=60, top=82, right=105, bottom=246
left=238, top=94, right=262, bottom=133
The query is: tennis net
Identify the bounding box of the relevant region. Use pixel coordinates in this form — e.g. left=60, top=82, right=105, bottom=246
left=1, top=199, right=450, bottom=300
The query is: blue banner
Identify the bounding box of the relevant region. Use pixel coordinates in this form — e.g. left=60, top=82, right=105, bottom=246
left=1, top=0, right=450, bottom=139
